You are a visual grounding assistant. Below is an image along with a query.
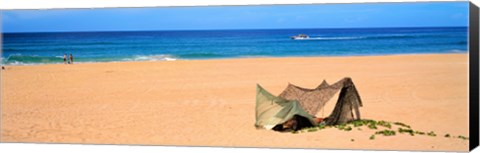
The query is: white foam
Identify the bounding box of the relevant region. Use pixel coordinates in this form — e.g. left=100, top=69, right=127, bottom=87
left=124, top=54, right=178, bottom=62
left=164, top=57, right=177, bottom=61
left=295, top=36, right=365, bottom=40
left=449, top=49, right=466, bottom=53
left=4, top=61, right=39, bottom=66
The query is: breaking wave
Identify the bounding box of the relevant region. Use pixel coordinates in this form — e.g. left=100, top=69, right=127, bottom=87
left=294, top=34, right=458, bottom=41
left=2, top=54, right=179, bottom=65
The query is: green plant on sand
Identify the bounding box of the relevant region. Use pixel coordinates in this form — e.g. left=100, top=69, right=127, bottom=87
left=290, top=119, right=468, bottom=142
left=398, top=128, right=415, bottom=136
left=375, top=129, right=396, bottom=136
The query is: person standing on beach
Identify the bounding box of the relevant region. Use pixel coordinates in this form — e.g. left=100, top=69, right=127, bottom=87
left=69, top=54, right=74, bottom=64
left=63, top=54, right=67, bottom=64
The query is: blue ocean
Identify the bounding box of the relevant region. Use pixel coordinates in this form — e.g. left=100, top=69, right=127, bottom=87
left=1, top=27, right=468, bottom=65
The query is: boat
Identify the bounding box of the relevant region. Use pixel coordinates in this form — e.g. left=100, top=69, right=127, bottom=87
left=291, top=34, right=310, bottom=40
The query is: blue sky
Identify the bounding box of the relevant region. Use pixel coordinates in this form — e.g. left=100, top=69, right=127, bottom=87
left=1, top=2, right=469, bottom=32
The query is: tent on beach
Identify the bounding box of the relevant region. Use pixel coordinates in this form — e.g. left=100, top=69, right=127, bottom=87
left=255, top=77, right=363, bottom=131
left=278, top=77, right=363, bottom=125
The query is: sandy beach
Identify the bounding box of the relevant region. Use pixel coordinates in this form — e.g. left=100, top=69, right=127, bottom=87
left=0, top=53, right=469, bottom=151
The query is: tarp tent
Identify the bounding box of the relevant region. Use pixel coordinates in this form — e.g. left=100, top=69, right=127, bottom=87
left=278, top=77, right=363, bottom=125
left=255, top=84, right=316, bottom=130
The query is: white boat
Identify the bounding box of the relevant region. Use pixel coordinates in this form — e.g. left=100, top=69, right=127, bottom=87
left=291, top=34, right=310, bottom=40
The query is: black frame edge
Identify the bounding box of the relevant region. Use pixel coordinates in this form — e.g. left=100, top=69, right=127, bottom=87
left=470, top=1, right=480, bottom=152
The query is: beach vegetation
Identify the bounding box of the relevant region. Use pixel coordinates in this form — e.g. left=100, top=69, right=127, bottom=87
left=375, top=130, right=396, bottom=136
left=398, top=128, right=415, bottom=136
left=290, top=119, right=467, bottom=142
left=367, top=123, right=378, bottom=129
left=414, top=131, right=426, bottom=135
left=427, top=131, right=437, bottom=137
left=393, top=122, right=411, bottom=128
left=458, top=135, right=469, bottom=140
left=377, top=120, right=391, bottom=129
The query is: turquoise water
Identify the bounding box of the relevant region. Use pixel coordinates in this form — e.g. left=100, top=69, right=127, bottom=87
left=1, top=27, right=468, bottom=65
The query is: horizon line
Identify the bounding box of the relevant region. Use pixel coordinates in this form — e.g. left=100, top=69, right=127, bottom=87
left=2, top=26, right=468, bottom=34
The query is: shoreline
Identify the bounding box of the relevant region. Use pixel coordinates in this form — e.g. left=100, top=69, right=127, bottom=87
left=1, top=52, right=468, bottom=67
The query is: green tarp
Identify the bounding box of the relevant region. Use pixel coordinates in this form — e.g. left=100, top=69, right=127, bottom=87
left=255, top=84, right=316, bottom=130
